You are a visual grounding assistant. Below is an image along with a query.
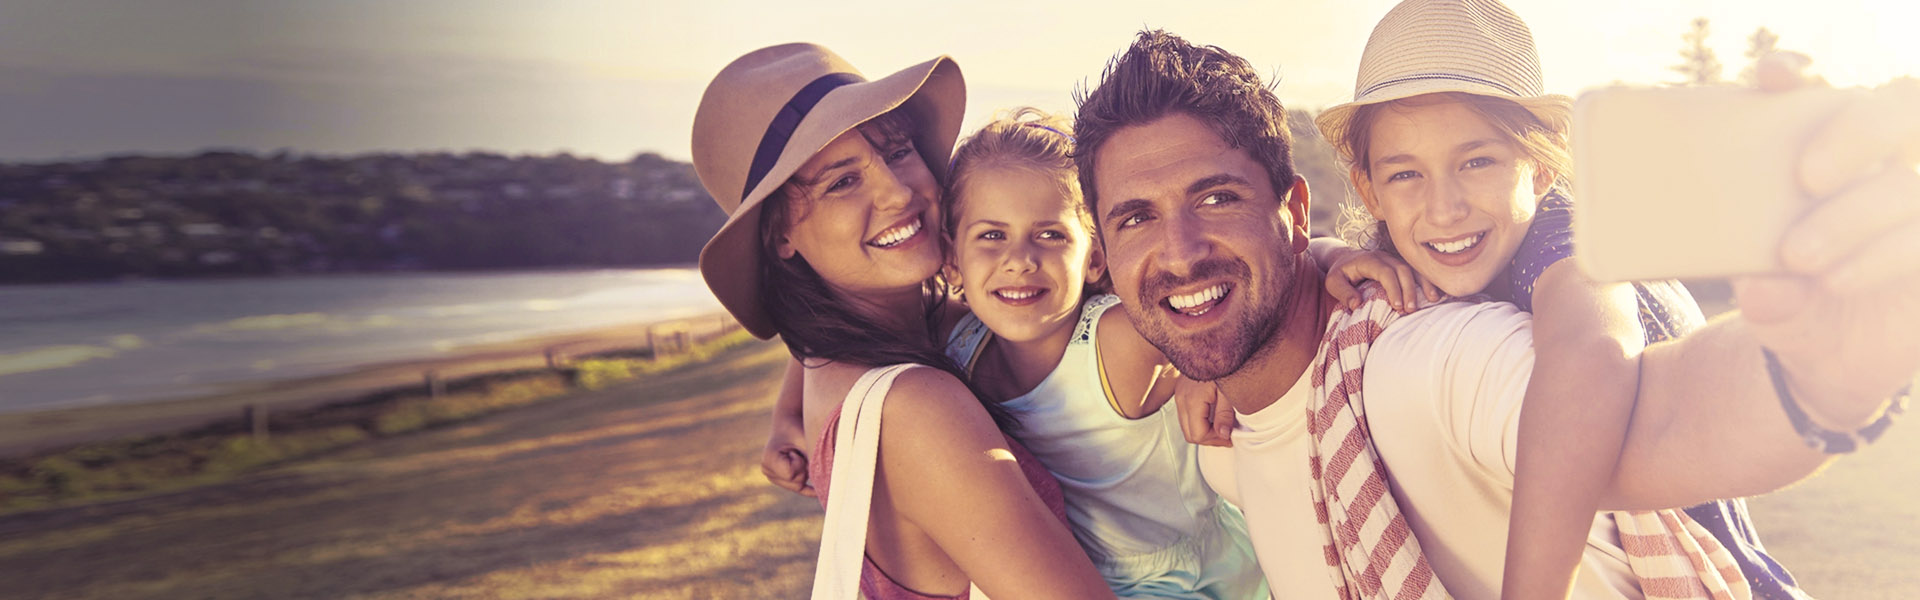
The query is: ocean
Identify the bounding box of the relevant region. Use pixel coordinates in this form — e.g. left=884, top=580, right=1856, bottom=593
left=0, top=268, right=722, bottom=413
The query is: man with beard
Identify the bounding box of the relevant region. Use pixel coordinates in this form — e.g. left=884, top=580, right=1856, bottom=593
left=1074, top=30, right=1920, bottom=598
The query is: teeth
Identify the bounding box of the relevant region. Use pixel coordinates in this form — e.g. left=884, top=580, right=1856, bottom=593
left=870, top=217, right=922, bottom=248
left=1427, top=233, right=1484, bottom=255
left=1168, top=283, right=1228, bottom=313
left=996, top=288, right=1041, bottom=300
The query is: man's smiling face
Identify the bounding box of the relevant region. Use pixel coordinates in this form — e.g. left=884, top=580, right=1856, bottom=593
left=1093, top=111, right=1311, bottom=381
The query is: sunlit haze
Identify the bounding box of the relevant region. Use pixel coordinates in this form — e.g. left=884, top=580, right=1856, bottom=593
left=2, top=0, right=1914, bottom=162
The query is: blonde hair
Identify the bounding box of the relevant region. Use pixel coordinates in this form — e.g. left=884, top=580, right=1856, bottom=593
left=1332, top=92, right=1571, bottom=252
left=942, top=107, right=1106, bottom=293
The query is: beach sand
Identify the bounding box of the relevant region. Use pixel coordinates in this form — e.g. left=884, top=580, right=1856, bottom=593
left=0, top=336, right=1911, bottom=598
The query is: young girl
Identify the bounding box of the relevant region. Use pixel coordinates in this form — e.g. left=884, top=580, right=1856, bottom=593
left=935, top=108, right=1267, bottom=599
left=1307, top=7, right=1803, bottom=598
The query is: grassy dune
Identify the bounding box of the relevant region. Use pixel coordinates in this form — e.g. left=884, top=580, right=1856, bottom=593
left=0, top=327, right=753, bottom=514
left=0, top=338, right=820, bottom=599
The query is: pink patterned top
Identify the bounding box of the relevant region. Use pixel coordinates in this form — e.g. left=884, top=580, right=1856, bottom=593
left=810, top=395, right=1071, bottom=600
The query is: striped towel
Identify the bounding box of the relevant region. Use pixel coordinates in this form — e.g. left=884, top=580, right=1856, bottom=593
left=1305, top=287, right=1753, bottom=600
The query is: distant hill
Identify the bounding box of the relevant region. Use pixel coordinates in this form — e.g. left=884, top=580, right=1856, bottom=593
left=0, top=111, right=1357, bottom=285
left=0, top=151, right=724, bottom=283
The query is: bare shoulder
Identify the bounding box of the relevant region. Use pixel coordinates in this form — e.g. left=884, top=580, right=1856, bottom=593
left=876, top=367, right=1011, bottom=467
left=882, top=367, right=995, bottom=428
left=1096, top=302, right=1169, bottom=373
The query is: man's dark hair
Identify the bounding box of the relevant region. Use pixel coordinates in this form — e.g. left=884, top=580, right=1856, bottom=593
left=1073, top=29, right=1298, bottom=222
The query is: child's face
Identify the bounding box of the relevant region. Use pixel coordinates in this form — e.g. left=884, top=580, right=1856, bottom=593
left=950, top=166, right=1104, bottom=344
left=1353, top=97, right=1548, bottom=296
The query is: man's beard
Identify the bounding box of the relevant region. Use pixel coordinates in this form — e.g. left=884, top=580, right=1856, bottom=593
left=1127, top=256, right=1294, bottom=382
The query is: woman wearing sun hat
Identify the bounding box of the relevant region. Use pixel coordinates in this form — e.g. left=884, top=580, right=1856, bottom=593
left=691, top=43, right=1113, bottom=599
left=1311, top=0, right=1804, bottom=598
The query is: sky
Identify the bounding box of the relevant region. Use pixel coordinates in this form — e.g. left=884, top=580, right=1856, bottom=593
left=2, top=0, right=1916, bottom=163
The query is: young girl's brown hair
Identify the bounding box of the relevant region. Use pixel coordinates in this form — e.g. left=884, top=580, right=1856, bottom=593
left=942, top=107, right=1108, bottom=295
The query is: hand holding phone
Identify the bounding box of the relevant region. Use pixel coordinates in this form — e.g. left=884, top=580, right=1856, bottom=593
left=1571, top=85, right=1862, bottom=282
left=1579, top=76, right=1920, bottom=430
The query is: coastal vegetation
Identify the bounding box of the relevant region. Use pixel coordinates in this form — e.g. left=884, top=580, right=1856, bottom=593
left=0, top=151, right=723, bottom=283
left=0, top=327, right=755, bottom=515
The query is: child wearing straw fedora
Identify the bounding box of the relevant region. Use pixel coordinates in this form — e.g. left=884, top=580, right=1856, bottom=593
left=1308, top=1, right=1805, bottom=598
left=1076, top=17, right=1920, bottom=600
left=691, top=43, right=1112, bottom=599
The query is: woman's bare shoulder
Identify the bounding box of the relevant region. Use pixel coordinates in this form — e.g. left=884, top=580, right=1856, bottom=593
left=877, top=366, right=1007, bottom=446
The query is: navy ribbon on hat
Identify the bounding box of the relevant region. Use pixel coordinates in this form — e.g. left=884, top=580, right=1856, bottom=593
left=741, top=72, right=864, bottom=201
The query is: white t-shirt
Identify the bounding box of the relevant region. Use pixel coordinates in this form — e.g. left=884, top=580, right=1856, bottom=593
left=1198, top=301, right=1643, bottom=600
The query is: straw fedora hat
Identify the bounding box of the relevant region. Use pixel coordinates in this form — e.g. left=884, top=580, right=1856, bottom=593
left=1314, top=0, right=1570, bottom=162
left=692, top=43, right=964, bottom=339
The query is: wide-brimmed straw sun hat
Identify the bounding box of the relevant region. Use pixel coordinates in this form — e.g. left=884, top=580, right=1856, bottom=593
left=1314, top=0, right=1570, bottom=162
left=692, top=43, right=964, bottom=339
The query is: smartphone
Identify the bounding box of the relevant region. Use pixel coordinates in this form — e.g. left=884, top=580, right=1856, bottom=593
left=1571, top=85, right=1861, bottom=282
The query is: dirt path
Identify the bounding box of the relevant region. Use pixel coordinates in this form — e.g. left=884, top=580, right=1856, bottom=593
left=0, top=339, right=820, bottom=599
left=0, top=335, right=1910, bottom=599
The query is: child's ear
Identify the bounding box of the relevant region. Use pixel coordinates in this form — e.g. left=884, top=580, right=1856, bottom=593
left=1350, top=165, right=1384, bottom=220
left=941, top=263, right=962, bottom=289
left=1531, top=164, right=1555, bottom=198
left=1084, top=243, right=1107, bottom=285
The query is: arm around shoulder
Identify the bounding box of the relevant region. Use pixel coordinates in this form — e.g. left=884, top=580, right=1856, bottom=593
left=875, top=368, right=1113, bottom=599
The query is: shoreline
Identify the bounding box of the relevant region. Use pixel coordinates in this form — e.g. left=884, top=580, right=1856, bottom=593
left=0, top=311, right=734, bottom=458
left=0, top=263, right=703, bottom=289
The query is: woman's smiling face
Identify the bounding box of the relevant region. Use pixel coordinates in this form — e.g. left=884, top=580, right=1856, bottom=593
left=774, top=126, right=944, bottom=298
left=1354, top=96, right=1552, bottom=296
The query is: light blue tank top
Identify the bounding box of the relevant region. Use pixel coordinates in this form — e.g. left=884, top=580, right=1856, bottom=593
left=946, top=295, right=1264, bottom=599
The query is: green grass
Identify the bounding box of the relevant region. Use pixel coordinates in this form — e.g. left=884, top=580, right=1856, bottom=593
left=0, top=328, right=758, bottom=515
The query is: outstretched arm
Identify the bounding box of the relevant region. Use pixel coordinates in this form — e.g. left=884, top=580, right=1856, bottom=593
left=1603, top=74, right=1920, bottom=510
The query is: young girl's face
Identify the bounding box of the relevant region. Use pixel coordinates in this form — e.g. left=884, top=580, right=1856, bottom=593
left=1353, top=97, right=1551, bottom=296
left=950, top=166, right=1104, bottom=344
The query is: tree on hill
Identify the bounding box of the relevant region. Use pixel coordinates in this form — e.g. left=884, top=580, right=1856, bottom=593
left=1671, top=17, right=1723, bottom=86
left=1739, top=27, right=1781, bottom=85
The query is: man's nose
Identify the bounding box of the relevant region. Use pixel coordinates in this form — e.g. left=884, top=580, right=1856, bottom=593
left=1155, top=213, right=1212, bottom=277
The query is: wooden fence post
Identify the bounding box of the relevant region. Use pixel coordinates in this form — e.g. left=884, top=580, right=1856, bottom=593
left=245, top=404, right=269, bottom=440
